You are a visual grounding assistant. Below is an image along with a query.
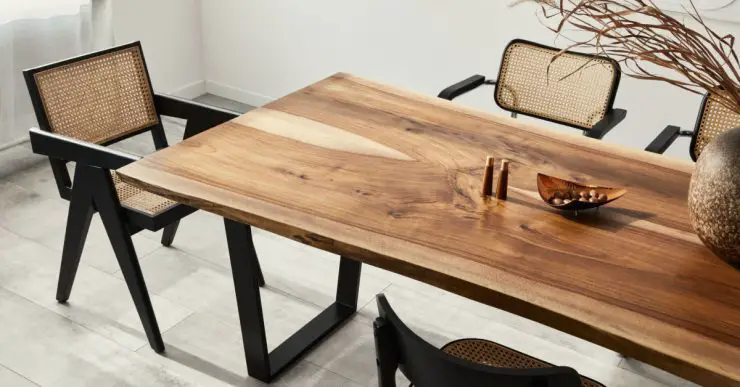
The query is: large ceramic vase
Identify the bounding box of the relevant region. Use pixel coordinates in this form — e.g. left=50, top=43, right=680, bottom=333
left=688, top=126, right=740, bottom=269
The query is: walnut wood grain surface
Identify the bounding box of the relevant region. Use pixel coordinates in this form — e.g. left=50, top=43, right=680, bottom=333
left=118, top=73, right=740, bottom=386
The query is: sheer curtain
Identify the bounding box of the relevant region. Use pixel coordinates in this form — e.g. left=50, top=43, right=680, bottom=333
left=0, top=0, right=112, bottom=151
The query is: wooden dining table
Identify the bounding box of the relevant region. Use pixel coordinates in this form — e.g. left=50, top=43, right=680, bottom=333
left=118, top=73, right=740, bottom=386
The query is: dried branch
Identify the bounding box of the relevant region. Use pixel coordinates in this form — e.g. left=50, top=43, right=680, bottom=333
left=515, top=0, right=740, bottom=114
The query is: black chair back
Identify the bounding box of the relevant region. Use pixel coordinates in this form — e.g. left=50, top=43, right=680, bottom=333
left=494, top=39, right=621, bottom=131
left=373, top=294, right=583, bottom=387
left=690, top=93, right=740, bottom=161
left=23, top=42, right=166, bottom=200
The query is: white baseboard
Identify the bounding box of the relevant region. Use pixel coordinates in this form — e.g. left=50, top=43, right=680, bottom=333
left=0, top=136, right=29, bottom=152
left=169, top=80, right=207, bottom=99
left=205, top=81, right=276, bottom=107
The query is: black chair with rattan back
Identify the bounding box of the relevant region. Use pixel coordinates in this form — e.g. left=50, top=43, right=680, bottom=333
left=646, top=93, right=740, bottom=160
left=373, top=294, right=605, bottom=387
left=23, top=42, right=264, bottom=353
left=438, top=39, right=627, bottom=140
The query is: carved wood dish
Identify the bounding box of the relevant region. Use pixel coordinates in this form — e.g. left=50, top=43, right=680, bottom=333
left=537, top=173, right=627, bottom=211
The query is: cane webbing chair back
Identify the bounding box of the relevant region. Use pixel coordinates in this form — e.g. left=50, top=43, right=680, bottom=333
left=691, top=93, right=740, bottom=161
left=30, top=43, right=159, bottom=144
left=495, top=40, right=620, bottom=130
left=441, top=339, right=603, bottom=387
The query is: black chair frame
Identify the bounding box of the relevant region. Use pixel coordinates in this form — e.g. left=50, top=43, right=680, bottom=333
left=438, top=39, right=627, bottom=140
left=645, top=93, right=710, bottom=161
left=373, top=294, right=583, bottom=387
left=24, top=42, right=265, bottom=353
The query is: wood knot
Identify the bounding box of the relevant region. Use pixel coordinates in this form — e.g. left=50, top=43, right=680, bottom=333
left=294, top=233, right=332, bottom=246
left=388, top=210, right=405, bottom=218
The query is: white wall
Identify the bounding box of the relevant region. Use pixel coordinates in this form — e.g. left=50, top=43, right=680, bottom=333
left=112, top=0, right=204, bottom=97
left=200, top=0, right=740, bottom=161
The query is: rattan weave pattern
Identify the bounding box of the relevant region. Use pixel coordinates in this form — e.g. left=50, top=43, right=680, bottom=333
left=111, top=172, right=176, bottom=216
left=694, top=94, right=740, bottom=158
left=33, top=46, right=159, bottom=144
left=496, top=42, right=617, bottom=129
left=440, top=339, right=605, bottom=387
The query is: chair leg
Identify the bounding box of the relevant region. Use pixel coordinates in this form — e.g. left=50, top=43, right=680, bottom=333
left=151, top=123, right=169, bottom=150
left=160, top=220, right=179, bottom=247
left=56, top=181, right=94, bottom=303
left=373, top=318, right=398, bottom=387
left=152, top=124, right=180, bottom=249
left=87, top=166, right=165, bottom=353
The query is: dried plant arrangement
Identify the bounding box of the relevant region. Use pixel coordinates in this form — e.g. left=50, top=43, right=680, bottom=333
left=516, top=0, right=740, bottom=114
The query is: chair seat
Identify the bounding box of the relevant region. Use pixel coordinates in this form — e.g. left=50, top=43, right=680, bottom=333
left=112, top=172, right=177, bottom=216
left=441, top=339, right=605, bottom=387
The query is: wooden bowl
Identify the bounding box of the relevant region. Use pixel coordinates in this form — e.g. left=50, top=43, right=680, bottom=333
left=537, top=173, right=627, bottom=211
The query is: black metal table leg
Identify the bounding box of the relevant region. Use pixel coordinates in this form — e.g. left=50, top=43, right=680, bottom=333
left=336, top=255, right=361, bottom=310
left=224, top=218, right=270, bottom=380
left=224, top=218, right=362, bottom=383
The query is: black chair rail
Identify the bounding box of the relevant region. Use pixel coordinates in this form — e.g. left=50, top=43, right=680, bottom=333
left=374, top=294, right=586, bottom=387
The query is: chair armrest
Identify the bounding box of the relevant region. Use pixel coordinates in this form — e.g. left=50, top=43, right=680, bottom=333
left=154, top=93, right=241, bottom=139
left=645, top=125, right=685, bottom=154
left=585, top=108, right=627, bottom=139
left=438, top=75, right=489, bottom=100
left=29, top=128, right=139, bottom=170
left=154, top=93, right=239, bottom=121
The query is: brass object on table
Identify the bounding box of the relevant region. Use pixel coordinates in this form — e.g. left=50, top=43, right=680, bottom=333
left=495, top=160, right=509, bottom=200
left=537, top=173, right=626, bottom=211
left=481, top=156, right=494, bottom=197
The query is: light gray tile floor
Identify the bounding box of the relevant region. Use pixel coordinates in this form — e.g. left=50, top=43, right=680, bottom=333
left=0, top=95, right=696, bottom=386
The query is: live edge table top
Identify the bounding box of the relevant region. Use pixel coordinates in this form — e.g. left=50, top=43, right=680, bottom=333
left=118, top=73, right=740, bottom=386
